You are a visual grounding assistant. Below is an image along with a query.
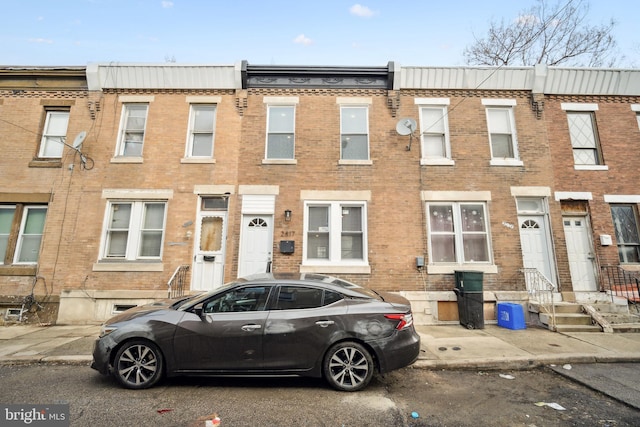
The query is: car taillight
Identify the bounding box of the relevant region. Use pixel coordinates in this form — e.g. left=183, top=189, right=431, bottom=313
left=384, top=312, right=413, bottom=330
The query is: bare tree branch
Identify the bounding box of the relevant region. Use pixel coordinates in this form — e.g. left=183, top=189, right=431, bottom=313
left=463, top=0, right=619, bottom=67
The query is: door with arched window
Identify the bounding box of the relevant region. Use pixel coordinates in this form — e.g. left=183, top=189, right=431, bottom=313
left=238, top=215, right=273, bottom=277
left=517, top=197, right=557, bottom=288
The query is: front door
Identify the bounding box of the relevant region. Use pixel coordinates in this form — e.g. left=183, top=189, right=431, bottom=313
left=519, top=215, right=557, bottom=286
left=563, top=216, right=598, bottom=291
left=238, top=215, right=273, bottom=277
left=192, top=197, right=228, bottom=291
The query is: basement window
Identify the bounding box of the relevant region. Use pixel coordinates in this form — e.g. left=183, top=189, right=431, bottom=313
left=112, top=304, right=137, bottom=314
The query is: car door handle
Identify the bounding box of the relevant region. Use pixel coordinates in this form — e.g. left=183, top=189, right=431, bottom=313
left=241, top=324, right=262, bottom=332
left=315, top=320, right=335, bottom=328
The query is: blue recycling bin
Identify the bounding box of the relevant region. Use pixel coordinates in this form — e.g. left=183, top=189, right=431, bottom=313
left=497, top=303, right=526, bottom=330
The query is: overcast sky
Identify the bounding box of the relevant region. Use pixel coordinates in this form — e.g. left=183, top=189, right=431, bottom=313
left=2, top=0, right=639, bottom=67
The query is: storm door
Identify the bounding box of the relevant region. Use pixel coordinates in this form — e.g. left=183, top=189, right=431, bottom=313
left=192, top=196, right=227, bottom=291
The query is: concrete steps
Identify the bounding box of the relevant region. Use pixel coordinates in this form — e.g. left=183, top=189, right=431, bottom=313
left=539, top=304, right=602, bottom=332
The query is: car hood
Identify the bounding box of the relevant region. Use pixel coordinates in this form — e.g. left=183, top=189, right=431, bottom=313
left=103, top=299, right=176, bottom=325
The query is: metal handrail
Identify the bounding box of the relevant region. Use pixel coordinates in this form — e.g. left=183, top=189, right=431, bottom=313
left=601, top=265, right=640, bottom=307
left=167, top=265, right=190, bottom=298
left=522, top=268, right=557, bottom=331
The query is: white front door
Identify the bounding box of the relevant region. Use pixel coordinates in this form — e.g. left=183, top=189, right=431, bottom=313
left=192, top=212, right=227, bottom=291
left=563, top=216, right=598, bottom=291
left=519, top=215, right=556, bottom=286
left=238, top=215, right=273, bottom=277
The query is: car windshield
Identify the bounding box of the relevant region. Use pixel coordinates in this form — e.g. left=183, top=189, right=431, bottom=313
left=175, top=281, right=241, bottom=311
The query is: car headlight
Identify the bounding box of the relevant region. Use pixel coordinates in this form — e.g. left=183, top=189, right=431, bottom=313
left=99, top=325, right=118, bottom=338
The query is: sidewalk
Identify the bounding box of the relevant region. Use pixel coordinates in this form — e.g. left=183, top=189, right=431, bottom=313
left=1, top=323, right=640, bottom=369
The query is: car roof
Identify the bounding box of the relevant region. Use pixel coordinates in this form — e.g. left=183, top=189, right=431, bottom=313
left=237, top=272, right=377, bottom=298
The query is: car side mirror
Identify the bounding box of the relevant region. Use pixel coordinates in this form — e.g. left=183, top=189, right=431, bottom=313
left=193, top=303, right=204, bottom=318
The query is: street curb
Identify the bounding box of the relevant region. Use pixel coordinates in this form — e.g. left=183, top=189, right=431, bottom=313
left=0, top=356, right=92, bottom=366
left=411, top=354, right=640, bottom=371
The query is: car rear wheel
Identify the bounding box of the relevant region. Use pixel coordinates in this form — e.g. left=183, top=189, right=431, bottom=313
left=113, top=340, right=164, bottom=389
left=323, top=342, right=374, bottom=392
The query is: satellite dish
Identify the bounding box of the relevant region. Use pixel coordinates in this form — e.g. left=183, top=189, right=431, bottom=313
left=72, top=131, right=87, bottom=150
left=396, top=118, right=416, bottom=136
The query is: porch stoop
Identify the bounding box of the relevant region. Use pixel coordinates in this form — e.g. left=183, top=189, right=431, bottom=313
left=539, top=303, right=602, bottom=333
left=534, top=300, right=640, bottom=333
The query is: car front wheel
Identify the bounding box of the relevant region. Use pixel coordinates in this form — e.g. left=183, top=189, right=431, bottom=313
left=323, top=341, right=374, bottom=392
left=113, top=340, right=164, bottom=389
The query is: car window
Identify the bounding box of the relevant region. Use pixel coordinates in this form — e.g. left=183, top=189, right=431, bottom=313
left=274, top=286, right=343, bottom=310
left=203, top=286, right=271, bottom=313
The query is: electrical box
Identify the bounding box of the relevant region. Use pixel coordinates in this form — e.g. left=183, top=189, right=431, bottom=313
left=280, top=240, right=295, bottom=254
left=600, top=234, right=612, bottom=246
left=415, top=256, right=425, bottom=268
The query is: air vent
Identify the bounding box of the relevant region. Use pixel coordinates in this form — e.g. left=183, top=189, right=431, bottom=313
left=112, top=304, right=136, bottom=314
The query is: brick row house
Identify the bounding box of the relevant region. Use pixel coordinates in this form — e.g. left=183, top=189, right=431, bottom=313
left=1, top=62, right=638, bottom=326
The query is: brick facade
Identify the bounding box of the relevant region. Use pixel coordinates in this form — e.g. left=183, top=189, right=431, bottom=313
left=1, top=63, right=638, bottom=324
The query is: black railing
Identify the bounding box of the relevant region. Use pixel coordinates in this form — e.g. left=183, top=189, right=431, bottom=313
left=601, top=265, right=640, bottom=307
left=167, top=265, right=190, bottom=298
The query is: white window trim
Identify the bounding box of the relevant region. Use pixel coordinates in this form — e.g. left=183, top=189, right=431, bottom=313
left=97, top=200, right=168, bottom=262
left=561, top=103, right=599, bottom=111
left=422, top=191, right=496, bottom=274
left=183, top=103, right=217, bottom=161
left=301, top=200, right=370, bottom=273
left=13, top=205, right=47, bottom=265
left=339, top=105, right=370, bottom=163
left=483, top=99, right=521, bottom=165
left=554, top=191, right=593, bottom=201
left=416, top=99, right=454, bottom=166
left=263, top=103, right=297, bottom=163
left=113, top=103, right=150, bottom=162
left=604, top=195, right=640, bottom=204
left=38, top=110, right=69, bottom=158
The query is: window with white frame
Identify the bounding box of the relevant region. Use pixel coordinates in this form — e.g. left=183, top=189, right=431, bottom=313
left=418, top=100, right=450, bottom=161
left=0, top=205, right=47, bottom=265
left=632, top=105, right=640, bottom=131
left=559, top=102, right=605, bottom=167
left=427, top=202, right=491, bottom=264
left=38, top=110, right=69, bottom=158
left=483, top=100, right=519, bottom=161
left=266, top=105, right=295, bottom=159
left=610, top=204, right=640, bottom=263
left=566, top=111, right=603, bottom=165
left=305, top=202, right=367, bottom=264
left=186, top=104, right=216, bottom=158
left=116, top=104, right=148, bottom=157
left=102, top=201, right=166, bottom=260
left=340, top=106, right=369, bottom=160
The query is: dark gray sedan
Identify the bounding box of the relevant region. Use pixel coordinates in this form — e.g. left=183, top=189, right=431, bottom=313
left=91, top=273, right=420, bottom=392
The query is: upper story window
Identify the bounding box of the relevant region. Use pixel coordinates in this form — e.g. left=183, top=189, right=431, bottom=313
left=561, top=103, right=606, bottom=170
left=340, top=105, right=370, bottom=161
left=38, top=109, right=69, bottom=158
left=116, top=103, right=149, bottom=157
left=482, top=99, right=521, bottom=166
left=266, top=105, right=295, bottom=160
left=101, top=200, right=166, bottom=261
left=186, top=104, right=216, bottom=158
left=610, top=204, right=640, bottom=263
left=632, top=104, right=640, bottom=131
left=416, top=98, right=452, bottom=165
left=0, top=204, right=47, bottom=265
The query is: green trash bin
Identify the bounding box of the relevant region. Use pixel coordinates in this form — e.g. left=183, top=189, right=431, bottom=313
left=454, top=271, right=484, bottom=329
